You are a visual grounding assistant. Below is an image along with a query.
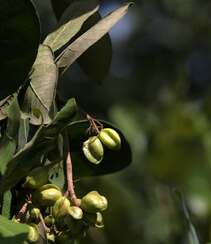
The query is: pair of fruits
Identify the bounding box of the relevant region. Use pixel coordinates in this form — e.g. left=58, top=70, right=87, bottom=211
left=83, top=128, right=121, bottom=164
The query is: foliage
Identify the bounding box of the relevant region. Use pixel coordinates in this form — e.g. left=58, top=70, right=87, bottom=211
left=0, top=0, right=132, bottom=243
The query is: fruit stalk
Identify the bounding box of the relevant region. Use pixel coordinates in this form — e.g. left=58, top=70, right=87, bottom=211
left=64, top=140, right=79, bottom=207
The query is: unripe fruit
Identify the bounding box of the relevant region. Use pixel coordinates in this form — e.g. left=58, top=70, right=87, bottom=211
left=23, top=166, right=50, bottom=189
left=68, top=206, right=83, bottom=220
left=99, top=128, right=121, bottom=150
left=27, top=224, right=39, bottom=243
left=95, top=212, right=104, bottom=228
left=44, top=215, right=55, bottom=227
left=55, top=207, right=83, bottom=232
left=56, top=231, right=73, bottom=244
left=84, top=212, right=104, bottom=228
left=80, top=191, right=108, bottom=213
left=64, top=216, right=84, bottom=236
left=82, top=136, right=104, bottom=164
left=30, top=208, right=40, bottom=221
left=35, top=184, right=62, bottom=206
left=55, top=216, right=68, bottom=231
left=47, top=233, right=55, bottom=242
left=53, top=197, right=71, bottom=218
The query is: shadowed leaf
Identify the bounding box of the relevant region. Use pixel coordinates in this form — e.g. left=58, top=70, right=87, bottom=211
left=0, top=98, right=77, bottom=193
left=0, top=215, right=29, bottom=244
left=51, top=0, right=73, bottom=20
left=77, top=12, right=112, bottom=82
left=0, top=96, right=21, bottom=175
left=0, top=0, right=40, bottom=99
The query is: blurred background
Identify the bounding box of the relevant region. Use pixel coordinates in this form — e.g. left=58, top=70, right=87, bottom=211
left=34, top=0, right=211, bottom=243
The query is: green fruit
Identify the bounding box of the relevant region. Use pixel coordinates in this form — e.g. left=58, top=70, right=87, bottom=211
left=44, top=215, right=55, bottom=227
left=80, top=191, right=108, bottom=213
left=30, top=208, right=40, bottom=221
left=82, top=136, right=104, bottom=164
left=99, top=128, right=121, bottom=150
left=55, top=216, right=69, bottom=231
left=35, top=184, right=62, bottom=206
left=64, top=216, right=84, bottom=236
left=55, top=231, right=73, bottom=244
left=95, top=212, right=104, bottom=228
left=23, top=166, right=50, bottom=189
left=47, top=233, right=55, bottom=242
left=68, top=206, right=83, bottom=220
left=27, top=224, right=39, bottom=243
left=53, top=197, right=71, bottom=218
left=84, top=212, right=104, bottom=228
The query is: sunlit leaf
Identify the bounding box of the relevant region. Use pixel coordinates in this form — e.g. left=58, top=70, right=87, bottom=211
left=56, top=3, right=133, bottom=74
left=22, top=45, right=58, bottom=125
left=44, top=0, right=99, bottom=52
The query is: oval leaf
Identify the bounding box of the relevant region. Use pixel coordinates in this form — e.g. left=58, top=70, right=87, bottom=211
left=57, top=2, right=132, bottom=74
left=0, top=215, right=29, bottom=244
left=0, top=0, right=40, bottom=99
left=77, top=12, right=112, bottom=82
left=22, top=44, right=58, bottom=125
left=67, top=120, right=132, bottom=177
left=44, top=0, right=99, bottom=52
left=51, top=0, right=112, bottom=81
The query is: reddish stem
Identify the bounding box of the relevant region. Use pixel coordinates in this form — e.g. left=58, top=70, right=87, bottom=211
left=65, top=143, right=79, bottom=207
left=39, top=213, right=50, bottom=233
left=16, top=194, right=32, bottom=220
left=86, top=114, right=103, bottom=134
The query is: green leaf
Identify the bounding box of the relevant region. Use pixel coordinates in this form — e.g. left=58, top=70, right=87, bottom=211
left=49, top=163, right=65, bottom=190
left=44, top=0, right=99, bottom=52
left=0, top=98, right=77, bottom=193
left=0, top=96, right=21, bottom=175
left=0, top=95, right=15, bottom=121
left=56, top=2, right=133, bottom=74
left=67, top=120, right=132, bottom=177
left=51, top=0, right=112, bottom=81
left=173, top=190, right=200, bottom=244
left=1, top=191, right=12, bottom=218
left=22, top=45, right=58, bottom=125
left=51, top=0, right=73, bottom=20
left=77, top=12, right=112, bottom=82
left=18, top=114, right=30, bottom=150
left=0, top=215, right=29, bottom=244
left=0, top=0, right=40, bottom=100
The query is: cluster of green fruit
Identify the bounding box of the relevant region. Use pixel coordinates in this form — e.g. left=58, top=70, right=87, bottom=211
left=21, top=182, right=107, bottom=243
left=13, top=127, right=120, bottom=243
left=83, top=128, right=121, bottom=164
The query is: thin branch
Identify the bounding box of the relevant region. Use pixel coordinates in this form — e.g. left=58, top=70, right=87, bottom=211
left=16, top=194, right=32, bottom=220
left=64, top=140, right=79, bottom=207
left=86, top=114, right=103, bottom=134
left=39, top=212, right=50, bottom=233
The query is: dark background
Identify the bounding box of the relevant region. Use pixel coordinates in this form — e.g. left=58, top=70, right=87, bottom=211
left=34, top=0, right=211, bottom=243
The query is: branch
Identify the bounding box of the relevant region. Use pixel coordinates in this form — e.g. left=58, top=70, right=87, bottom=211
left=64, top=139, right=79, bottom=207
